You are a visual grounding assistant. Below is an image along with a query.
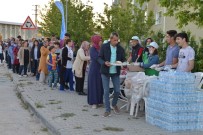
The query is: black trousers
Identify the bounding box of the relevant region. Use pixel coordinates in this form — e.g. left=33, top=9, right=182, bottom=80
left=13, top=64, right=20, bottom=74
left=75, top=68, right=85, bottom=93
left=31, top=60, right=39, bottom=75
left=19, top=63, right=28, bottom=75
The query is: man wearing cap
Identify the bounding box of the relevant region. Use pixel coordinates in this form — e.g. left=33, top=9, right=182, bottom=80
left=127, top=36, right=143, bottom=63
left=135, top=42, right=159, bottom=68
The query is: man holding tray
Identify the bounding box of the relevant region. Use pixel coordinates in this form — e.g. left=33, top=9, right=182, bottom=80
left=98, top=32, right=126, bottom=117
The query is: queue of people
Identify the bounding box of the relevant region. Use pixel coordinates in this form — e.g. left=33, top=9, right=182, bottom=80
left=0, top=30, right=195, bottom=117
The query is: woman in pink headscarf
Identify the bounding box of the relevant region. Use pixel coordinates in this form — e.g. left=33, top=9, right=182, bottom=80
left=87, top=35, right=104, bottom=108
left=72, top=41, right=90, bottom=95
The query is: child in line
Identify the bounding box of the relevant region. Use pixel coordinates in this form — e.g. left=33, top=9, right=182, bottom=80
left=46, top=46, right=58, bottom=89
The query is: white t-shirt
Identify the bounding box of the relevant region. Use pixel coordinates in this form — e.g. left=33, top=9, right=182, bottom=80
left=34, top=47, right=38, bottom=60
left=176, top=46, right=195, bottom=72
left=66, top=46, right=73, bottom=69
left=0, top=46, right=2, bottom=53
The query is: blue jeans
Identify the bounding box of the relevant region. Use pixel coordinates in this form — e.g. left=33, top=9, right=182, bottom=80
left=60, top=68, right=74, bottom=91
left=101, top=74, right=120, bottom=112
left=48, top=70, right=58, bottom=87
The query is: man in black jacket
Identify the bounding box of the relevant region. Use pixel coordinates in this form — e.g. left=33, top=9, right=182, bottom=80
left=59, top=39, right=72, bottom=91
left=98, top=32, right=126, bottom=117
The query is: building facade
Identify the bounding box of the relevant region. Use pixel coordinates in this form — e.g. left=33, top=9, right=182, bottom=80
left=147, top=0, right=203, bottom=40
left=0, top=21, right=38, bottom=40
left=112, top=0, right=203, bottom=40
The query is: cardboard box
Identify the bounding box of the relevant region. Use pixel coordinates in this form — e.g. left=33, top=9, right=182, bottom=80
left=127, top=65, right=144, bottom=72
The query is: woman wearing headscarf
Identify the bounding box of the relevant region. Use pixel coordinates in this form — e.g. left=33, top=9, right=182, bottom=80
left=87, top=35, right=104, bottom=108
left=72, top=41, right=90, bottom=95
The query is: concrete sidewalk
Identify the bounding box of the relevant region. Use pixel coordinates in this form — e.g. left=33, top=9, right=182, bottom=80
left=3, top=65, right=202, bottom=135
left=0, top=66, right=49, bottom=135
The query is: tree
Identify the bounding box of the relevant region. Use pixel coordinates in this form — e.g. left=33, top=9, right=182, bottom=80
left=96, top=0, right=155, bottom=45
left=137, top=0, right=203, bottom=28
left=39, top=0, right=95, bottom=44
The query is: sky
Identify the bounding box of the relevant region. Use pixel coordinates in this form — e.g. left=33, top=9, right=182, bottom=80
left=0, top=0, right=112, bottom=24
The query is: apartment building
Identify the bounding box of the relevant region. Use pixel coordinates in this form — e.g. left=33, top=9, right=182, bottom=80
left=112, top=0, right=203, bottom=40
left=148, top=0, right=202, bottom=40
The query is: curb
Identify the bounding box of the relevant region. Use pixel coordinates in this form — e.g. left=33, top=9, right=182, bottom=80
left=15, top=86, right=61, bottom=135
left=5, top=66, right=61, bottom=135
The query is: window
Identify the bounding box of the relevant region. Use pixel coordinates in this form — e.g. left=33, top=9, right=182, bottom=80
left=155, top=11, right=162, bottom=25
left=113, top=0, right=120, bottom=5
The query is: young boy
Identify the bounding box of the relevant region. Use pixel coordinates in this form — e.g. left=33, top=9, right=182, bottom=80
left=46, top=46, right=58, bottom=88
left=54, top=42, right=61, bottom=83
left=171, top=32, right=195, bottom=72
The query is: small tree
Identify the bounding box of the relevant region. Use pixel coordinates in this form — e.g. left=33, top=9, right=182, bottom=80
left=96, top=0, right=155, bottom=44
left=39, top=0, right=95, bottom=45
left=137, top=0, right=203, bottom=28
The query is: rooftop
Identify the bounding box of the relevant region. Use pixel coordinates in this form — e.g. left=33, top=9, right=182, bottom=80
left=0, top=21, right=22, bottom=26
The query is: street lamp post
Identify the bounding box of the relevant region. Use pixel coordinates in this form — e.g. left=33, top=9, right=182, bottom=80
left=66, top=0, right=68, bottom=32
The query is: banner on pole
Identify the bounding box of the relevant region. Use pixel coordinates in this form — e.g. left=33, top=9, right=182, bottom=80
left=54, top=0, right=66, bottom=40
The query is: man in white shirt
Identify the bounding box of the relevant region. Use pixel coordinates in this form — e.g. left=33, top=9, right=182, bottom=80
left=59, top=39, right=74, bottom=91
left=170, top=33, right=195, bottom=72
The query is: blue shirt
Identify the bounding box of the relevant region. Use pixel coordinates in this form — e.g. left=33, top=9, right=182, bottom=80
left=109, top=45, right=117, bottom=74
left=165, top=44, right=180, bottom=65
left=141, top=55, right=159, bottom=68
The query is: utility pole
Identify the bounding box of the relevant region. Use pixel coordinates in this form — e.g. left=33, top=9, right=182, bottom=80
left=33, top=5, right=39, bottom=38
left=33, top=5, right=39, bottom=27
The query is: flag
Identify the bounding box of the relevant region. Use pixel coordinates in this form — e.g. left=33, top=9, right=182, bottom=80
left=54, top=0, right=66, bottom=40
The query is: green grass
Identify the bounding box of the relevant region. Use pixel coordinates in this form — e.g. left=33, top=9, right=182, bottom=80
left=21, top=102, right=28, bottom=110
left=82, top=109, right=88, bottom=111
left=16, top=92, right=21, bottom=99
left=103, top=126, right=124, bottom=132
left=59, top=113, right=75, bottom=118
left=18, top=83, right=25, bottom=87
left=27, top=82, right=34, bottom=85
left=35, top=102, right=45, bottom=108
left=41, top=128, right=48, bottom=132
left=49, top=101, right=62, bottom=105
left=74, top=126, right=82, bottom=129
left=83, top=105, right=89, bottom=108
left=16, top=92, right=28, bottom=110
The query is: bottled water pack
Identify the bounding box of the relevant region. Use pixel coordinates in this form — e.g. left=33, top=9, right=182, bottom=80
left=146, top=71, right=203, bottom=131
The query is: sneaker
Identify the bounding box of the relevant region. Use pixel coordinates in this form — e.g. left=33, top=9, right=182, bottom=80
left=18, top=75, right=23, bottom=78
left=112, top=106, right=120, bottom=114
left=23, top=75, right=28, bottom=77
left=103, top=112, right=111, bottom=117
left=92, top=105, right=97, bottom=109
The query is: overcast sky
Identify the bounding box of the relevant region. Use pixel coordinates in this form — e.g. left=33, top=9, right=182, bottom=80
left=0, top=0, right=112, bottom=24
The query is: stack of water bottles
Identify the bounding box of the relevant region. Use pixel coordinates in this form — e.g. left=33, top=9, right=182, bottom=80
left=146, top=71, right=203, bottom=132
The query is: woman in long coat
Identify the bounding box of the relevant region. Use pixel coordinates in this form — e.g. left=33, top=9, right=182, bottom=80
left=72, top=41, right=90, bottom=95
left=38, top=39, right=50, bottom=83
left=87, top=35, right=104, bottom=109
left=18, top=41, right=31, bottom=76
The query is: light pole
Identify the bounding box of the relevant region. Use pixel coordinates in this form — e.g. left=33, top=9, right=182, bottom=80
left=66, top=0, right=68, bottom=32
